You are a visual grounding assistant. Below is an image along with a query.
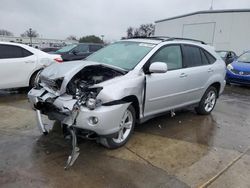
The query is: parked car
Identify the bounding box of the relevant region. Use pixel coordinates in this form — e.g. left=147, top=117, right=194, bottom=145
left=41, top=47, right=60, bottom=53
left=53, top=43, right=103, bottom=61
left=226, top=51, right=250, bottom=85
left=216, top=50, right=237, bottom=65
left=28, top=37, right=226, bottom=168
left=0, top=42, right=63, bottom=89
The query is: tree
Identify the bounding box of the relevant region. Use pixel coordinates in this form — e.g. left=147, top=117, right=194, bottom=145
left=125, top=23, right=155, bottom=38
left=21, top=28, right=39, bottom=38
left=79, top=35, right=103, bottom=43
left=67, top=35, right=78, bottom=41
left=0, top=29, right=13, bottom=36
left=126, top=27, right=134, bottom=39
left=133, top=28, right=140, bottom=37
left=21, top=28, right=39, bottom=46
left=138, top=24, right=155, bottom=37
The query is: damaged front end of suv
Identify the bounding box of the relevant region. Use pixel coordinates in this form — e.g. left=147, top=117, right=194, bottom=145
left=28, top=40, right=156, bottom=169
left=28, top=60, right=144, bottom=169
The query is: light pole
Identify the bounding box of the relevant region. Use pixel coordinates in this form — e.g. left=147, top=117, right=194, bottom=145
left=101, top=35, right=104, bottom=43
left=210, top=0, right=214, bottom=10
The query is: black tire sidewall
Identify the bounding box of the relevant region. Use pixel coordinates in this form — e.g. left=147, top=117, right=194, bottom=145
left=29, top=69, right=42, bottom=89
left=197, top=86, right=218, bottom=115
left=29, top=72, right=38, bottom=88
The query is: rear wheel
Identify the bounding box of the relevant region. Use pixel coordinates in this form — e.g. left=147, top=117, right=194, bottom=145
left=99, top=105, right=135, bottom=149
left=195, top=86, right=218, bottom=115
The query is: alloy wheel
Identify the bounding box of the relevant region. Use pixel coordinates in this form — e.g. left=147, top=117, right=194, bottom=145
left=112, top=109, right=133, bottom=144
left=204, top=90, right=216, bottom=112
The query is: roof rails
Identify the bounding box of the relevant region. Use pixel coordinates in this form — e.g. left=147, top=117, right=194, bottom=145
left=165, top=37, right=206, bottom=44
left=130, top=36, right=170, bottom=41
left=128, top=36, right=206, bottom=44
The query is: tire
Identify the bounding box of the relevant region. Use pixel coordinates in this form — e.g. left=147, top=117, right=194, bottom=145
left=226, top=80, right=231, bottom=85
left=29, top=70, right=41, bottom=88
left=99, top=105, right=135, bottom=149
left=195, top=86, right=218, bottom=115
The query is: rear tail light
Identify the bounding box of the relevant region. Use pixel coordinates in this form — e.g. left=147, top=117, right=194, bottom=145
left=54, top=57, right=63, bottom=63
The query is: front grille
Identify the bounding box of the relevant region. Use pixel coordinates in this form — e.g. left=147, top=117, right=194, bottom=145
left=231, top=69, right=250, bottom=76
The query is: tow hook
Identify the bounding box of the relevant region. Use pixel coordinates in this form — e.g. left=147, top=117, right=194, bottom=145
left=64, top=126, right=80, bottom=170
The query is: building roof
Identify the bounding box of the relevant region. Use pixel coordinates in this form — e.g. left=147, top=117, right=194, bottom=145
left=155, top=9, right=250, bottom=23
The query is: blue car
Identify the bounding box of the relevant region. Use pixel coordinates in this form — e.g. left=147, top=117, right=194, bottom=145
left=226, top=51, right=250, bottom=85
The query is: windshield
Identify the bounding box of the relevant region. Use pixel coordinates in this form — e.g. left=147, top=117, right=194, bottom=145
left=216, top=51, right=227, bottom=58
left=56, top=44, right=77, bottom=53
left=86, top=41, right=155, bottom=70
left=237, top=52, right=250, bottom=63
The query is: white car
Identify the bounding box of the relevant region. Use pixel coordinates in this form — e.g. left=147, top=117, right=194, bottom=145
left=0, top=42, right=63, bottom=89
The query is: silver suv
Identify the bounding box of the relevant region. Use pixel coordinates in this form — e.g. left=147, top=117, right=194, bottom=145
left=28, top=37, right=226, bottom=168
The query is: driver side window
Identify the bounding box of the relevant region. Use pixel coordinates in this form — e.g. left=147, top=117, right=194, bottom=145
left=150, top=45, right=182, bottom=70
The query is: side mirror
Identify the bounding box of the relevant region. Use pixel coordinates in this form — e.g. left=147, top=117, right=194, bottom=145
left=149, top=62, right=168, bottom=73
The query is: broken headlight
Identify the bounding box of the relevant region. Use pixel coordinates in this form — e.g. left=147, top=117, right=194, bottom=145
left=85, top=88, right=103, bottom=110
left=40, top=76, right=64, bottom=91
left=86, top=98, right=102, bottom=110
left=54, top=77, right=64, bottom=90
left=86, top=98, right=97, bottom=110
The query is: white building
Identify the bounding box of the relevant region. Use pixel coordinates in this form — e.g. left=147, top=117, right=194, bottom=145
left=0, top=36, right=78, bottom=48
left=155, top=9, right=250, bottom=55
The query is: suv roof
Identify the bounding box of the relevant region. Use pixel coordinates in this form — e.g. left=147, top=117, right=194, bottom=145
left=78, top=43, right=104, bottom=46
left=123, top=36, right=206, bottom=45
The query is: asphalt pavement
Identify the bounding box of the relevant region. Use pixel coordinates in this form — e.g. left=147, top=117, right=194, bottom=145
left=0, top=85, right=249, bottom=188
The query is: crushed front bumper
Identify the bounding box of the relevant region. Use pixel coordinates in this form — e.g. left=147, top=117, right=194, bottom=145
left=28, top=88, right=130, bottom=136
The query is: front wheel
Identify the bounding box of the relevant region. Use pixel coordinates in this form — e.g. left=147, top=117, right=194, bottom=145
left=195, top=86, right=218, bottom=115
left=29, top=70, right=42, bottom=88
left=99, top=105, right=135, bottom=149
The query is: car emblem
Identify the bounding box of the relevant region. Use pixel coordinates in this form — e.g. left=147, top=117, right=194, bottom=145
left=239, top=71, right=244, bottom=75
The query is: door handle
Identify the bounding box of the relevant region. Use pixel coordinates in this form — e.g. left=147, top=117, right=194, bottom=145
left=179, top=73, right=188, bottom=78
left=25, top=61, right=35, bottom=64
left=208, top=68, right=214, bottom=73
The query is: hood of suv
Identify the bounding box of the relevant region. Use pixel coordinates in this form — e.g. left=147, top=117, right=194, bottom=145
left=40, top=60, right=127, bottom=95
left=41, top=60, right=99, bottom=80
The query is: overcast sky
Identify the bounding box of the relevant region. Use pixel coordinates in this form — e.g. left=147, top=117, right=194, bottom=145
left=1, top=0, right=250, bottom=41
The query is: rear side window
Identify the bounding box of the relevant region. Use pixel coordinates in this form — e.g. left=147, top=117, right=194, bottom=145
left=0, top=44, right=33, bottom=59
left=203, top=50, right=216, bottom=64
left=22, top=48, right=33, bottom=57
left=200, top=49, right=209, bottom=65
left=183, top=45, right=202, bottom=67
left=89, top=45, right=102, bottom=52
left=150, top=45, right=182, bottom=70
